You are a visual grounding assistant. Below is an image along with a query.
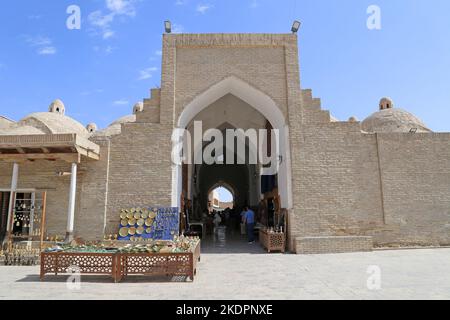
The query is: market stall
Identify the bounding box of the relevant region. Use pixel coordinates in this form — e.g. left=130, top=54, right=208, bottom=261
left=258, top=188, right=287, bottom=253
left=40, top=206, right=201, bottom=282
left=40, top=237, right=201, bottom=282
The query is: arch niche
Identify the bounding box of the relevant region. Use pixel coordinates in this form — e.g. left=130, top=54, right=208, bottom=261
left=172, top=76, right=293, bottom=210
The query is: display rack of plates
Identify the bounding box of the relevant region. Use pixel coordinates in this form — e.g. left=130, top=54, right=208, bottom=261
left=117, top=207, right=179, bottom=241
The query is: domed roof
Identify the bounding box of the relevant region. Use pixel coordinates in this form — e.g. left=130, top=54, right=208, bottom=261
left=110, top=114, right=136, bottom=126
left=361, top=98, right=431, bottom=133
left=362, top=108, right=431, bottom=133
left=0, top=124, right=45, bottom=136
left=17, top=112, right=90, bottom=138
left=0, top=116, right=14, bottom=129
left=93, top=114, right=136, bottom=137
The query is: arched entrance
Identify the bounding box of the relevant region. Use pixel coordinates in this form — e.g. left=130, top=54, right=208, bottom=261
left=207, top=184, right=234, bottom=213
left=172, top=76, right=292, bottom=247
left=172, top=76, right=293, bottom=211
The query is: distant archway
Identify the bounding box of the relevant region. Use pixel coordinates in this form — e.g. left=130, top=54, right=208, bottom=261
left=208, top=184, right=235, bottom=212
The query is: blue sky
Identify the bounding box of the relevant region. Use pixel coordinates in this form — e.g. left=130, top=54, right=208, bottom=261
left=0, top=0, right=450, bottom=133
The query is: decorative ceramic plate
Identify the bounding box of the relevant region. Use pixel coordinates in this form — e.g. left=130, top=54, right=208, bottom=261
left=137, top=218, right=145, bottom=226
left=149, top=211, right=157, bottom=219
left=126, top=212, right=133, bottom=219
left=128, top=218, right=136, bottom=226
left=145, top=218, right=154, bottom=227
left=146, top=228, right=152, bottom=234
left=120, top=219, right=128, bottom=227
left=141, top=211, right=149, bottom=219
left=120, top=212, right=127, bottom=219
left=136, top=226, right=144, bottom=235
left=134, top=212, right=141, bottom=219
left=119, top=227, right=129, bottom=237
left=130, top=208, right=135, bottom=213
left=128, top=227, right=136, bottom=235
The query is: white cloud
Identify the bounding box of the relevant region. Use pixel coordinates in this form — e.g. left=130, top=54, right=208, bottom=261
left=175, top=0, right=188, bottom=5
left=24, top=35, right=56, bottom=55
left=138, top=67, right=158, bottom=80
left=105, top=46, right=115, bottom=54
left=103, top=30, right=115, bottom=39
left=196, top=4, right=212, bottom=14
left=25, top=35, right=52, bottom=47
left=172, top=23, right=185, bottom=34
left=250, top=0, right=259, bottom=8
left=38, top=47, right=57, bottom=55
left=106, top=0, right=136, bottom=15
left=155, top=50, right=162, bottom=56
left=89, top=0, right=137, bottom=40
left=114, top=99, right=129, bottom=105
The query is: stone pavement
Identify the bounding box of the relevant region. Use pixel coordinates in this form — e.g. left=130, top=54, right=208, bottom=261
left=1, top=235, right=450, bottom=300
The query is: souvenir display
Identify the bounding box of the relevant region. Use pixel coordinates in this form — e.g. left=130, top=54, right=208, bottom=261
left=116, top=207, right=179, bottom=241
left=9, top=193, right=46, bottom=243
left=120, top=212, right=127, bottom=219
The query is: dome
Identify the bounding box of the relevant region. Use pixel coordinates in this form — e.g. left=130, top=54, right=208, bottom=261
left=86, top=123, right=97, bottom=133
left=379, top=97, right=394, bottom=111
left=0, top=124, right=45, bottom=136
left=48, top=99, right=65, bottom=115
left=94, top=114, right=136, bottom=137
left=17, top=112, right=90, bottom=137
left=133, top=102, right=144, bottom=114
left=109, top=114, right=136, bottom=126
left=0, top=116, right=14, bottom=129
left=362, top=107, right=431, bottom=133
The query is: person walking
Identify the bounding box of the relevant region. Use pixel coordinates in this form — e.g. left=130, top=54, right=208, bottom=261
left=243, top=206, right=255, bottom=244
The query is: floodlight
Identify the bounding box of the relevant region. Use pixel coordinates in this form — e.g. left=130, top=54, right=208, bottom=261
left=165, top=21, right=172, bottom=34
left=291, top=20, right=301, bottom=33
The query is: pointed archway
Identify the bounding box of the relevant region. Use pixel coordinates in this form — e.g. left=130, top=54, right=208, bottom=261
left=172, top=76, right=293, bottom=210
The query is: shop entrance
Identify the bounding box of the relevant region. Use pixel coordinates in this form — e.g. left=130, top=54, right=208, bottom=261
left=0, top=190, right=47, bottom=246
left=174, top=77, right=292, bottom=252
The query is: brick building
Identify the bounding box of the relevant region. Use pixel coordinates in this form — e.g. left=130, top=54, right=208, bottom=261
left=1, top=33, right=449, bottom=254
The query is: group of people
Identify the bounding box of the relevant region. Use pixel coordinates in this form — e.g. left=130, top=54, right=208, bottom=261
left=210, top=206, right=255, bottom=244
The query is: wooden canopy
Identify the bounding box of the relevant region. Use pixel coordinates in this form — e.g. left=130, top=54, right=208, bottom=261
left=0, top=134, right=100, bottom=163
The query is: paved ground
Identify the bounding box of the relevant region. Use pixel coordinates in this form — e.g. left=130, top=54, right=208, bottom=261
left=1, top=232, right=450, bottom=300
